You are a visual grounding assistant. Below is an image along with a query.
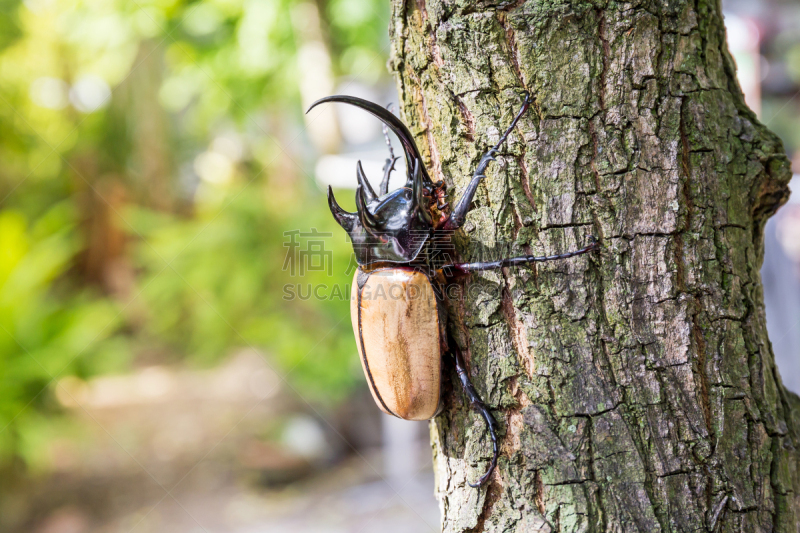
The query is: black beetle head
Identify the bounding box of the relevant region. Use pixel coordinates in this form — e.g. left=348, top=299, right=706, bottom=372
left=309, top=95, right=436, bottom=266
left=327, top=159, right=433, bottom=264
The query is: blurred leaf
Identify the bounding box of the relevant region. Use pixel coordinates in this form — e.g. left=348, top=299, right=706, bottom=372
left=0, top=0, right=389, bottom=465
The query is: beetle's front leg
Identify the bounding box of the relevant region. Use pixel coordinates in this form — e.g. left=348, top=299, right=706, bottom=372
left=379, top=156, right=399, bottom=196
left=450, top=337, right=499, bottom=488
left=379, top=104, right=400, bottom=196
left=442, top=93, right=531, bottom=231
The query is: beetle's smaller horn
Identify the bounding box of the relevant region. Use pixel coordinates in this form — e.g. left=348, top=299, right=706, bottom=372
left=412, top=158, right=432, bottom=223
left=356, top=184, right=380, bottom=233
left=327, top=186, right=357, bottom=232
left=356, top=161, right=377, bottom=202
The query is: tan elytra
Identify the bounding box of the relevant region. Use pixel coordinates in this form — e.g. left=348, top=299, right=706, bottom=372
left=350, top=268, right=441, bottom=421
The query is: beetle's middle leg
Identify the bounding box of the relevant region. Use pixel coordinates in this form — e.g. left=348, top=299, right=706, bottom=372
left=449, top=337, right=499, bottom=488
left=442, top=93, right=531, bottom=231
left=441, top=236, right=599, bottom=275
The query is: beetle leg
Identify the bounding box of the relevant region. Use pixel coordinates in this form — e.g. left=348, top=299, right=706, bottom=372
left=450, top=338, right=499, bottom=488
left=442, top=236, right=599, bottom=275
left=380, top=156, right=400, bottom=196
left=442, top=93, right=531, bottom=231
left=380, top=104, right=400, bottom=195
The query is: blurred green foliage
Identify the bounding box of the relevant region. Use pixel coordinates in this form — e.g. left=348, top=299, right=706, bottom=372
left=0, top=0, right=389, bottom=464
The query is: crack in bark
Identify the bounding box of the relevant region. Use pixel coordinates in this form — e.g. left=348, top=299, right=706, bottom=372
left=595, top=7, right=610, bottom=112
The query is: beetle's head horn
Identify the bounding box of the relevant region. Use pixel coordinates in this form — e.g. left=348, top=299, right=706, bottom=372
left=312, top=95, right=433, bottom=266
left=356, top=160, right=377, bottom=202
left=307, top=95, right=434, bottom=186
left=356, top=183, right=380, bottom=234
left=327, top=186, right=356, bottom=232
left=411, top=158, right=432, bottom=224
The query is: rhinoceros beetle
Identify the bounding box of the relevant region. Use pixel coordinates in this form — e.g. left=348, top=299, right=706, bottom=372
left=308, top=93, right=598, bottom=487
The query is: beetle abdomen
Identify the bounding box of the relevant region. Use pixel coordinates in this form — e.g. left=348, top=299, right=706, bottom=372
left=351, top=268, right=441, bottom=421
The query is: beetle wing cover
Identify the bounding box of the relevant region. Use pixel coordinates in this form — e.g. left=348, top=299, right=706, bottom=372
left=351, top=269, right=441, bottom=421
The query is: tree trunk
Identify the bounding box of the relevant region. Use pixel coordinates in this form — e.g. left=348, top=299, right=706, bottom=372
left=389, top=1, right=800, bottom=531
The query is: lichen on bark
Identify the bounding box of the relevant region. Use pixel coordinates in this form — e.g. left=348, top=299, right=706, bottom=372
left=389, top=0, right=800, bottom=531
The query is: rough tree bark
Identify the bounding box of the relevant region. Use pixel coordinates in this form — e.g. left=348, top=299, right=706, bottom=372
left=388, top=1, right=800, bottom=531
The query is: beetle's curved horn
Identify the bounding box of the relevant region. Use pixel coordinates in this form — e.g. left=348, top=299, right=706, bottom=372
left=307, top=95, right=434, bottom=185
left=356, top=184, right=380, bottom=233
left=356, top=161, right=377, bottom=202
left=412, top=158, right=432, bottom=223
left=327, top=186, right=357, bottom=232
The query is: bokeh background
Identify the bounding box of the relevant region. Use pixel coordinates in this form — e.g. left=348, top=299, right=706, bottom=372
left=0, top=0, right=799, bottom=531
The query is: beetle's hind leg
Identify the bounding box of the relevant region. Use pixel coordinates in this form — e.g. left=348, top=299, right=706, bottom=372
left=443, top=93, right=531, bottom=230
left=379, top=104, right=400, bottom=195
left=450, top=338, right=499, bottom=488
